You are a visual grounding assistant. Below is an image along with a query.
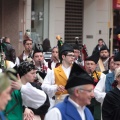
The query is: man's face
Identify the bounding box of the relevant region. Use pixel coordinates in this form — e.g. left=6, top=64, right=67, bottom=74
left=85, top=61, right=96, bottom=74
left=98, top=40, right=103, bottom=46
left=74, top=49, right=80, bottom=59
left=76, top=84, right=94, bottom=106
left=24, top=69, right=36, bottom=83
left=0, top=86, right=11, bottom=110
left=100, top=50, right=109, bottom=60
left=24, top=40, right=32, bottom=52
left=62, top=52, right=74, bottom=65
left=33, top=52, right=44, bottom=65
left=114, top=61, right=120, bottom=70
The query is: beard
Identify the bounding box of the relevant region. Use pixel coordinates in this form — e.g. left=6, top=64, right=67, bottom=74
left=100, top=56, right=108, bottom=60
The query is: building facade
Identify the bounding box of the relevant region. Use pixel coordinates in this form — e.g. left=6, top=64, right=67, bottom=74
left=0, top=0, right=114, bottom=55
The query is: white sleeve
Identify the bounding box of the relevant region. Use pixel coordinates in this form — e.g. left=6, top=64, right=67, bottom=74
left=44, top=108, right=62, bottom=120
left=15, top=57, right=20, bottom=66
left=94, top=73, right=106, bottom=103
left=21, top=83, right=47, bottom=109
left=44, top=60, right=48, bottom=67
left=9, top=61, right=15, bottom=68
left=41, top=69, right=58, bottom=98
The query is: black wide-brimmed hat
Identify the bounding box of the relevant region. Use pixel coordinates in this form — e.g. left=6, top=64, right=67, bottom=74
left=60, top=43, right=74, bottom=54
left=65, top=62, right=94, bottom=89
left=85, top=52, right=100, bottom=64
left=33, top=44, right=43, bottom=57
left=100, top=46, right=109, bottom=52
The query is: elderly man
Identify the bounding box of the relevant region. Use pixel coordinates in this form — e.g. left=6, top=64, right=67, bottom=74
left=44, top=63, right=94, bottom=120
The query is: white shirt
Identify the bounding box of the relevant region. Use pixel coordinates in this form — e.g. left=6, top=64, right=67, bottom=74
left=94, top=73, right=106, bottom=103
left=44, top=97, right=86, bottom=120
left=51, top=61, right=57, bottom=69
left=68, top=97, right=85, bottom=120
left=42, top=65, right=71, bottom=98
left=21, top=82, right=47, bottom=109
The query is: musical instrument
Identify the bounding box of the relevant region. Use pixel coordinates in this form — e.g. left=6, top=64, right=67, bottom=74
left=91, top=71, right=101, bottom=86
left=56, top=35, right=63, bottom=63
left=81, top=44, right=88, bottom=66
left=0, top=37, right=6, bottom=71
left=81, top=44, right=88, bottom=60
left=38, top=61, right=47, bottom=74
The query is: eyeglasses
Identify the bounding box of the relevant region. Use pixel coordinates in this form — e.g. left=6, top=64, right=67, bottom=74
left=79, top=88, right=94, bottom=93
left=85, top=63, right=95, bottom=66
left=66, top=54, right=75, bottom=57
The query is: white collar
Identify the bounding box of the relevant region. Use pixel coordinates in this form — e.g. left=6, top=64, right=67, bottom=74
left=68, top=97, right=85, bottom=111
left=62, top=65, right=71, bottom=70
left=117, top=86, right=120, bottom=90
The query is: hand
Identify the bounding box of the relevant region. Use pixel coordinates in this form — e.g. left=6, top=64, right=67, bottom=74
left=57, top=85, right=65, bottom=92
left=24, top=108, right=34, bottom=120
left=11, top=74, right=22, bottom=90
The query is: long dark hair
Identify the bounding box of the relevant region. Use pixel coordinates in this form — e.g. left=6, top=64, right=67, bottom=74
left=42, top=38, right=51, bottom=52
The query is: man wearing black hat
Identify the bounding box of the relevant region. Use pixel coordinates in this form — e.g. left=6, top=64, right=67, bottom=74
left=96, top=46, right=109, bottom=72
left=73, top=43, right=83, bottom=66
left=85, top=52, right=106, bottom=120
left=42, top=43, right=74, bottom=107
left=44, top=63, right=94, bottom=120
left=33, top=44, right=48, bottom=79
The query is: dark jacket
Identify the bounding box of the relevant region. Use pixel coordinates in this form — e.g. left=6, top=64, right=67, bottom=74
left=102, top=87, right=120, bottom=120
left=4, top=42, right=16, bottom=63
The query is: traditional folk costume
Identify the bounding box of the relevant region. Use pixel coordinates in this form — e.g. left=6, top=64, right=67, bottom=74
left=85, top=52, right=106, bottom=120
left=44, top=63, right=94, bottom=120
left=48, top=61, right=60, bottom=70
left=4, top=61, right=49, bottom=120
left=42, top=43, right=74, bottom=106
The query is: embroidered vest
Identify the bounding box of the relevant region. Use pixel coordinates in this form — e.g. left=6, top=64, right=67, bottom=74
left=54, top=65, right=68, bottom=95
left=55, top=96, right=94, bottom=120
left=18, top=52, right=24, bottom=63
left=48, top=61, right=60, bottom=69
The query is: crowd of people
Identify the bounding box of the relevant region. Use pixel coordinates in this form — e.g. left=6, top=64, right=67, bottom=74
left=0, top=36, right=120, bottom=120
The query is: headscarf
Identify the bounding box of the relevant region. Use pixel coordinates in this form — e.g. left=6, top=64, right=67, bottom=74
left=0, top=68, right=17, bottom=93
left=17, top=61, right=36, bottom=77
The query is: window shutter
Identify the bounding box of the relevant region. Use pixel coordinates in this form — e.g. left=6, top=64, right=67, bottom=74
left=65, top=0, right=83, bottom=46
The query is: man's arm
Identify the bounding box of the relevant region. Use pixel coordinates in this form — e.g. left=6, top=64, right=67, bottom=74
left=94, top=73, right=106, bottom=103
left=21, top=82, right=47, bottom=109
left=41, top=69, right=58, bottom=97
